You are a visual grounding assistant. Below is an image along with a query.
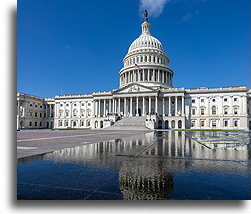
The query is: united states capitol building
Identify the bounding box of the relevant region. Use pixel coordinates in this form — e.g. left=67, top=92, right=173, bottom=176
left=17, top=14, right=251, bottom=131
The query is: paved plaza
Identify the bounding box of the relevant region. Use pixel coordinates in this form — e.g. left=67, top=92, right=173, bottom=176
left=17, top=129, right=150, bottom=159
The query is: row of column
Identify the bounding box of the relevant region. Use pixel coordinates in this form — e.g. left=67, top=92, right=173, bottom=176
left=120, top=69, right=172, bottom=86
left=94, top=96, right=185, bottom=117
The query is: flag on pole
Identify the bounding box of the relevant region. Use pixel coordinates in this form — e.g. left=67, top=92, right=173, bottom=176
left=135, top=64, right=142, bottom=70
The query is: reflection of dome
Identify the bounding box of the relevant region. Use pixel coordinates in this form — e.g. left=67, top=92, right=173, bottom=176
left=119, top=159, right=174, bottom=200
left=119, top=17, right=174, bottom=89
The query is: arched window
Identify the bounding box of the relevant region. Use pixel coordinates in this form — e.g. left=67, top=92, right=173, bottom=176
left=65, top=110, right=69, bottom=117
left=73, top=109, right=77, bottom=116
left=212, top=106, right=217, bottom=115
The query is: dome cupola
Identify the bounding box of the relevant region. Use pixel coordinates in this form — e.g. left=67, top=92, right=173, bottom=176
left=119, top=11, right=174, bottom=89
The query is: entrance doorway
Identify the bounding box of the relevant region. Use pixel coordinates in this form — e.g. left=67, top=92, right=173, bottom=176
left=165, top=120, right=169, bottom=129
left=138, top=108, right=142, bottom=116
left=158, top=120, right=162, bottom=129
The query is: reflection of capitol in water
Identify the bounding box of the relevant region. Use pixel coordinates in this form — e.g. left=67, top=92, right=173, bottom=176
left=44, top=131, right=250, bottom=199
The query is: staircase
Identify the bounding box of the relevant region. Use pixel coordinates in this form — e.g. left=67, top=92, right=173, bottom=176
left=106, top=116, right=150, bottom=130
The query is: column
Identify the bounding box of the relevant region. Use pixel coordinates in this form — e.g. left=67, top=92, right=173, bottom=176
left=136, top=97, right=139, bottom=116
left=153, top=69, right=156, bottom=82
left=108, top=99, right=112, bottom=114
left=124, top=97, right=127, bottom=116
left=149, top=97, right=151, bottom=114
left=49, top=104, right=51, bottom=118
left=147, top=69, right=150, bottom=81
left=118, top=98, right=121, bottom=114
left=130, top=97, right=133, bottom=116
left=79, top=101, right=82, bottom=118
left=175, top=96, right=178, bottom=116
left=138, top=70, right=140, bottom=82
left=166, top=72, right=168, bottom=84
left=70, top=102, right=72, bottom=118
left=155, top=96, right=158, bottom=114
left=162, top=71, right=164, bottom=83
left=182, top=96, right=185, bottom=116
left=143, top=96, right=145, bottom=116
left=162, top=97, right=165, bottom=116
left=197, top=97, right=200, bottom=116
left=95, top=100, right=98, bottom=116
left=143, top=70, right=145, bottom=81
left=98, top=100, right=100, bottom=117
left=157, top=70, right=160, bottom=82
left=104, top=99, right=106, bottom=116
left=169, top=97, right=171, bottom=116
left=114, top=99, right=117, bottom=114
left=243, top=96, right=247, bottom=114
left=229, top=96, right=233, bottom=115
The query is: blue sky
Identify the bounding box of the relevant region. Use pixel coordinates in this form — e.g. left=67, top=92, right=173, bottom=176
left=17, top=0, right=250, bottom=98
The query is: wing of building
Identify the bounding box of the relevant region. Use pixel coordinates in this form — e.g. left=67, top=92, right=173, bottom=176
left=17, top=16, right=251, bottom=131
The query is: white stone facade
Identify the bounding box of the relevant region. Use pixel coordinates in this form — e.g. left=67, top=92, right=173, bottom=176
left=17, top=17, right=251, bottom=131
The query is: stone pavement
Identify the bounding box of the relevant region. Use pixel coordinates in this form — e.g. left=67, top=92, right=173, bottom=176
left=17, top=129, right=151, bottom=159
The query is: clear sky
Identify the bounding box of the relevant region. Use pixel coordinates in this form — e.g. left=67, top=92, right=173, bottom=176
left=17, top=0, right=250, bottom=98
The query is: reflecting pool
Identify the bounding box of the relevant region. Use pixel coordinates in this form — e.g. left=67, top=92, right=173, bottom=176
left=17, top=131, right=251, bottom=200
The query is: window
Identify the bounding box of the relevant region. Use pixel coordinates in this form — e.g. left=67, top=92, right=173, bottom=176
left=65, top=120, right=69, bottom=127
left=35, top=112, right=37, bottom=117
left=201, top=121, right=205, bottom=127
left=73, top=109, right=77, bottom=116
left=59, top=110, right=63, bottom=117
left=201, top=108, right=205, bottom=115
left=59, top=120, right=62, bottom=126
left=88, top=103, right=91, bottom=106
left=30, top=111, right=32, bottom=117
left=201, top=99, right=204, bottom=103
left=87, top=120, right=90, bottom=126
left=30, top=104, right=32, bottom=107
left=234, top=98, right=238, bottom=102
left=234, top=121, right=238, bottom=127
left=65, top=110, right=69, bottom=117
left=40, top=122, right=42, bottom=127
left=40, top=106, right=42, bottom=108
left=234, top=108, right=238, bottom=114
left=74, top=103, right=77, bottom=106
left=29, top=121, right=32, bottom=126
left=224, top=98, right=228, bottom=102
left=212, top=121, right=217, bottom=127
left=192, top=109, right=196, bottom=115
left=81, top=103, right=85, bottom=106
left=60, top=104, right=63, bottom=106
left=224, top=107, right=228, bottom=115
left=212, top=106, right=216, bottom=115
left=224, top=120, right=228, bottom=127
left=191, top=120, right=195, bottom=127
left=81, top=120, right=84, bottom=126
left=212, top=99, right=215, bottom=102
left=35, top=105, right=37, bottom=108
left=81, top=110, right=85, bottom=116
left=35, top=122, right=37, bottom=126
left=66, top=104, right=69, bottom=107
left=192, top=99, right=195, bottom=104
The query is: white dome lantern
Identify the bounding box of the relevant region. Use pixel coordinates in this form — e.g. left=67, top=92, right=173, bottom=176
left=119, top=12, right=174, bottom=89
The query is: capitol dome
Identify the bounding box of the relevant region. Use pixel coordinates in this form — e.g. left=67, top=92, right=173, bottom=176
left=128, top=34, right=164, bottom=53
left=119, top=15, right=174, bottom=89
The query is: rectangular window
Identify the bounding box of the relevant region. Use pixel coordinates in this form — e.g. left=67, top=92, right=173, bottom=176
left=234, top=98, right=237, bottom=102
left=212, top=121, right=216, bottom=127
left=192, top=109, right=196, bottom=115
left=224, top=98, right=228, bottom=102
left=201, top=99, right=204, bottom=103
left=192, top=99, right=195, bottom=104
left=201, top=108, right=205, bottom=115
left=224, top=120, right=228, bottom=127
left=234, top=121, right=238, bottom=127
left=201, top=121, right=205, bottom=127
left=191, top=120, right=195, bottom=127
left=234, top=108, right=238, bottom=114
left=35, top=112, right=37, bottom=117
left=224, top=108, right=228, bottom=114
left=35, top=122, right=37, bottom=126
left=30, top=121, right=32, bottom=126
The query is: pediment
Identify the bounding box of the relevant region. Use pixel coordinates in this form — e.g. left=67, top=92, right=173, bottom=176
left=114, top=83, right=157, bottom=94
